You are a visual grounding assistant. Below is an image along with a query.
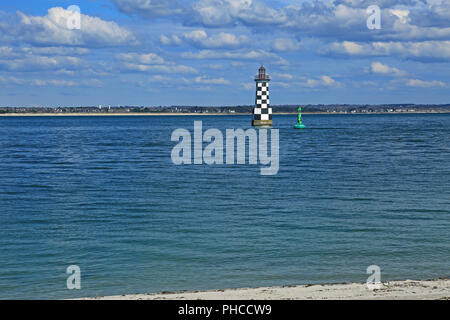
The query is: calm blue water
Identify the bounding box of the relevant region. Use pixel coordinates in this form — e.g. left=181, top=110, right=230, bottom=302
left=0, top=114, right=449, bottom=299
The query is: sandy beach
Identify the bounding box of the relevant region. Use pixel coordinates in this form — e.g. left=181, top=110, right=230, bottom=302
left=80, top=278, right=450, bottom=300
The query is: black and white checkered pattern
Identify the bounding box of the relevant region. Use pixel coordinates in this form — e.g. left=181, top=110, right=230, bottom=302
left=253, top=81, right=272, bottom=121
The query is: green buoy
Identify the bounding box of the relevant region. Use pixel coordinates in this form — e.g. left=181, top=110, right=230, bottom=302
left=294, top=106, right=306, bottom=129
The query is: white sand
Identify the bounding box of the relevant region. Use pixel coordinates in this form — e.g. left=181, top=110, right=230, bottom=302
left=81, top=278, right=450, bottom=300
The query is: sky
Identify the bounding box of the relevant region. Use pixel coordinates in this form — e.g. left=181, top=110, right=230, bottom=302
left=0, top=0, right=449, bottom=107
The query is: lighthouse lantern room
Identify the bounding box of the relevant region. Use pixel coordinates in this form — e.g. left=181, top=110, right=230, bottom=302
left=252, top=65, right=272, bottom=126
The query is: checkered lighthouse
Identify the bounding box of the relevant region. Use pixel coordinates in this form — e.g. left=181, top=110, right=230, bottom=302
left=252, top=65, right=272, bottom=126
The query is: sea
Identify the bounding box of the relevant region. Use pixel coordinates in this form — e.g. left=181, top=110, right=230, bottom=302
left=0, top=114, right=449, bottom=299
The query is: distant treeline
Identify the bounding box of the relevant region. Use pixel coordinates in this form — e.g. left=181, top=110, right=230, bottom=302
left=1, top=104, right=450, bottom=114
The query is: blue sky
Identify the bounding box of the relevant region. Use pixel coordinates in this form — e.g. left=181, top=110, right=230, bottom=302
left=0, top=0, right=449, bottom=107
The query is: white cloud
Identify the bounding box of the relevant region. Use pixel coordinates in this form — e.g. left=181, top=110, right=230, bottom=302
left=282, top=2, right=450, bottom=42
left=0, top=76, right=103, bottom=87
left=112, top=0, right=279, bottom=26
left=405, top=79, right=446, bottom=88
left=183, top=30, right=249, bottom=49
left=387, top=20, right=450, bottom=41
left=0, top=45, right=95, bottom=75
left=160, top=34, right=182, bottom=46
left=55, top=70, right=76, bottom=76
left=389, top=9, right=410, bottom=24
left=194, top=76, right=231, bottom=84
left=120, top=63, right=198, bottom=74
left=370, top=62, right=406, bottom=76
left=9, top=7, right=136, bottom=47
left=0, top=55, right=83, bottom=72
left=116, top=52, right=198, bottom=74
left=271, top=81, right=291, bottom=88
left=271, top=38, right=300, bottom=52
left=2, top=1, right=449, bottom=103
left=110, top=0, right=184, bottom=18
left=82, top=79, right=104, bottom=87
left=107, top=0, right=450, bottom=44
left=191, top=0, right=286, bottom=27
left=272, top=72, right=294, bottom=80
left=207, top=63, right=224, bottom=69
left=148, top=75, right=178, bottom=83
left=241, top=82, right=253, bottom=90
left=323, top=41, right=370, bottom=56
left=0, top=46, right=90, bottom=58
left=31, top=79, right=76, bottom=87
left=302, top=75, right=342, bottom=88
left=0, top=46, right=20, bottom=59
left=181, top=49, right=288, bottom=65
left=323, top=41, right=450, bottom=61
left=146, top=74, right=230, bottom=86
left=0, top=76, right=26, bottom=85
left=116, top=53, right=165, bottom=65
left=27, top=47, right=90, bottom=56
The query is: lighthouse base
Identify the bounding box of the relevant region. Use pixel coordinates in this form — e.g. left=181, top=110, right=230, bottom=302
left=252, top=120, right=273, bottom=127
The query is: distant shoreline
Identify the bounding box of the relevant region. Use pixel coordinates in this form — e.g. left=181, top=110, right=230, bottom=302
left=78, top=278, right=450, bottom=300
left=1, top=111, right=449, bottom=117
